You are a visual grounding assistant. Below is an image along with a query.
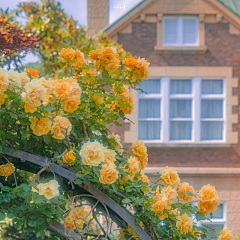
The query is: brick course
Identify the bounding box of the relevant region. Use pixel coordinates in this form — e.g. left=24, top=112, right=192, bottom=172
left=106, top=22, right=240, bottom=168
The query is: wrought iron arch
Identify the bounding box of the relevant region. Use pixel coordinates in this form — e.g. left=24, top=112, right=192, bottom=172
left=3, top=147, right=152, bottom=240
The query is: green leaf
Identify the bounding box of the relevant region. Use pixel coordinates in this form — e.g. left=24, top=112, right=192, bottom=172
left=10, top=113, right=18, bottom=119
left=112, top=184, right=117, bottom=192
left=102, top=70, right=109, bottom=79
left=0, top=145, right=3, bottom=153
left=122, top=198, right=131, bottom=204
left=183, top=191, right=195, bottom=197
left=43, top=134, right=51, bottom=144
left=22, top=183, right=30, bottom=192
left=92, top=166, right=100, bottom=178
left=45, top=104, right=53, bottom=113
left=0, top=212, right=6, bottom=221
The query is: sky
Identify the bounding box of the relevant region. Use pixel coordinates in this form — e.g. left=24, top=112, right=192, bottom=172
left=0, top=0, right=142, bottom=63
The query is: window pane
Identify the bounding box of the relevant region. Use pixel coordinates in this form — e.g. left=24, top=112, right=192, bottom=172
left=138, top=121, right=161, bottom=140
left=139, top=99, right=161, bottom=118
left=170, top=100, right=192, bottom=118
left=170, top=79, right=192, bottom=94
left=202, top=80, right=223, bottom=94
left=139, top=79, right=161, bottom=94
left=164, top=18, right=178, bottom=44
left=201, top=121, right=223, bottom=140
left=201, top=100, right=223, bottom=118
left=201, top=224, right=224, bottom=239
left=170, top=121, right=192, bottom=140
left=182, top=18, right=198, bottom=44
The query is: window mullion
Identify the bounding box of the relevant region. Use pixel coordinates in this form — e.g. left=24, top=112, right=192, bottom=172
left=162, top=77, right=169, bottom=142
left=179, top=17, right=182, bottom=45
left=193, top=77, right=201, bottom=142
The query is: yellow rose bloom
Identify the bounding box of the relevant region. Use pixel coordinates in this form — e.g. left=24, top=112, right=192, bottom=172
left=190, top=229, right=201, bottom=239
left=162, top=186, right=177, bottom=205
left=59, top=48, right=76, bottom=62
left=131, top=140, right=148, bottom=170
left=218, top=228, right=232, bottom=240
left=61, top=95, right=81, bottom=113
left=52, top=78, right=72, bottom=100
left=51, top=116, right=72, bottom=140
left=98, top=47, right=120, bottom=73
left=103, top=147, right=116, bottom=164
left=80, top=141, right=104, bottom=166
left=62, top=149, right=76, bottom=166
left=72, top=50, right=86, bottom=68
left=24, top=67, right=39, bottom=78
left=178, top=182, right=195, bottom=202
left=137, top=170, right=149, bottom=184
left=25, top=78, right=47, bottom=107
left=198, top=184, right=219, bottom=215
left=24, top=102, right=36, bottom=113
left=160, top=166, right=180, bottom=189
left=123, top=57, right=138, bottom=71
left=152, top=196, right=168, bottom=213
left=8, top=69, right=21, bottom=88
left=108, top=132, right=123, bottom=153
left=30, top=117, right=52, bottom=136
left=88, top=49, right=100, bottom=61
left=0, top=68, right=9, bottom=94
left=159, top=205, right=172, bottom=220
left=71, top=82, right=82, bottom=98
left=19, top=71, right=30, bottom=88
left=127, top=156, right=140, bottom=176
left=65, top=206, right=88, bottom=230
left=91, top=95, right=103, bottom=105
left=176, top=213, right=193, bottom=234
left=132, top=58, right=150, bottom=81
left=0, top=94, right=7, bottom=105
left=99, top=163, right=119, bottom=184
left=0, top=163, right=15, bottom=177
left=37, top=179, right=60, bottom=200
left=40, top=77, right=53, bottom=95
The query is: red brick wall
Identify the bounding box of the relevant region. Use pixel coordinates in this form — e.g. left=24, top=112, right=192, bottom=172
left=107, top=22, right=240, bottom=168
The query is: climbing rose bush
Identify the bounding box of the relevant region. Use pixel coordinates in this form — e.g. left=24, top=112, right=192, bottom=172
left=0, top=47, right=232, bottom=240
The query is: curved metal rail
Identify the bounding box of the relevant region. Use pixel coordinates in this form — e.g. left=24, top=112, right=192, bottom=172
left=3, top=147, right=152, bottom=240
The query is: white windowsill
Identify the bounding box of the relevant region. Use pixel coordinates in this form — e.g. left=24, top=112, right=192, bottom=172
left=154, top=45, right=208, bottom=54
left=143, top=142, right=230, bottom=148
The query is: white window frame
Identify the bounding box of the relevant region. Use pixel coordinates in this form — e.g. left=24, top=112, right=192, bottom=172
left=162, top=16, right=199, bottom=47
left=137, top=77, right=226, bottom=144
left=198, top=202, right=227, bottom=231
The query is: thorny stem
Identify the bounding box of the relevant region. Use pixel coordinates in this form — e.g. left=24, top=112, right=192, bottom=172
left=29, top=124, right=72, bottom=186
left=82, top=122, right=90, bottom=140
left=0, top=154, right=18, bottom=186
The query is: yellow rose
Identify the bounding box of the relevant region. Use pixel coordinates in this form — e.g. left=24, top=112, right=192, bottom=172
left=30, top=117, right=52, bottom=136
left=137, top=170, right=149, bottom=185
left=176, top=213, right=193, bottom=234
left=62, top=149, right=76, bottom=166
left=126, top=156, right=140, bottom=176
left=131, top=140, right=148, bottom=170
left=0, top=67, right=9, bottom=94
left=24, top=67, right=39, bottom=78
left=108, top=132, right=123, bottom=153
left=51, top=116, right=72, bottom=140
left=80, top=141, right=104, bottom=166
left=24, top=102, right=36, bottom=113
left=103, top=147, right=116, bottom=164
left=52, top=78, right=72, bottom=100
left=99, top=163, right=119, bottom=184
left=160, top=166, right=180, bottom=189
left=72, top=50, right=86, bottom=68
left=159, top=205, right=172, bottom=220
left=88, top=49, right=100, bottom=61
left=162, top=186, right=177, bottom=205
left=65, top=206, right=89, bottom=230
left=190, top=229, right=201, bottom=239
left=25, top=78, right=47, bottom=107
left=218, top=228, right=232, bottom=240
left=123, top=57, right=138, bottom=71
left=59, top=48, right=76, bottom=62
left=91, top=95, right=103, bottom=106
left=19, top=71, right=30, bottom=88
left=71, top=82, right=82, bottom=97
left=8, top=69, right=21, bottom=88
left=115, top=85, right=134, bottom=114
left=178, top=182, right=195, bottom=202
left=198, top=184, right=219, bottom=215
left=132, top=57, right=150, bottom=81
left=40, top=77, right=53, bottom=95
left=0, top=94, right=7, bottom=105
left=0, top=163, right=15, bottom=177
left=61, top=95, right=81, bottom=113
left=152, top=196, right=168, bottom=213
left=37, top=179, right=60, bottom=200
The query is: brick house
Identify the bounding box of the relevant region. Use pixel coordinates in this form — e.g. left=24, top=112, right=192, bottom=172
left=88, top=0, right=240, bottom=237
